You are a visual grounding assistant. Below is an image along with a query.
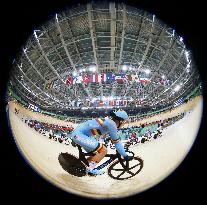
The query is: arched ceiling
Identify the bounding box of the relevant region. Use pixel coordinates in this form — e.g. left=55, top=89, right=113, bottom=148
left=9, top=2, right=201, bottom=112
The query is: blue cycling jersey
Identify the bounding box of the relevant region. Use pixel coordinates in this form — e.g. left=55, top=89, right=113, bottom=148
left=75, top=117, right=118, bottom=140
left=71, top=117, right=128, bottom=157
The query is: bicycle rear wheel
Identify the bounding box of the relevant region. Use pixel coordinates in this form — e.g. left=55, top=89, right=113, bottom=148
left=58, top=153, right=86, bottom=177
left=108, top=157, right=143, bottom=180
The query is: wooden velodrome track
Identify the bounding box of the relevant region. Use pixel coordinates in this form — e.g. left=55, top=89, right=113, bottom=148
left=8, top=96, right=203, bottom=199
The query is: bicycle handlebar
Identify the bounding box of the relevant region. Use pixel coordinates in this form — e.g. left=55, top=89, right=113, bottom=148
left=126, top=150, right=135, bottom=158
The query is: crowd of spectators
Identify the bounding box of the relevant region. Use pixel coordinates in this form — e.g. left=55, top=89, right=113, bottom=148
left=13, top=106, right=186, bottom=150
left=114, top=112, right=185, bottom=147
left=15, top=110, right=74, bottom=145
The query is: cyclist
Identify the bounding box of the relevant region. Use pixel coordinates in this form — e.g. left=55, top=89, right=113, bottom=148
left=70, top=109, right=133, bottom=175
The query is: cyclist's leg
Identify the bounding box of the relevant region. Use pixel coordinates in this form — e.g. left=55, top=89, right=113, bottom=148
left=71, top=131, right=98, bottom=152
left=87, top=143, right=107, bottom=164
left=86, top=143, right=107, bottom=175
left=71, top=131, right=107, bottom=174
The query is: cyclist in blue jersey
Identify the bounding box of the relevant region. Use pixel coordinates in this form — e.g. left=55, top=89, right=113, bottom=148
left=70, top=109, right=133, bottom=175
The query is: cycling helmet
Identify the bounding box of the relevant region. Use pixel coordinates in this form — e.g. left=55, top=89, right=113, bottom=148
left=110, top=110, right=129, bottom=128
left=114, top=110, right=129, bottom=121
left=110, top=109, right=129, bottom=121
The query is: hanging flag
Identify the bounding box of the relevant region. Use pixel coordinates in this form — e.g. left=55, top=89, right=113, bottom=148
left=125, top=74, right=132, bottom=81
left=116, top=100, right=121, bottom=106
left=159, top=77, right=170, bottom=86
left=101, top=73, right=107, bottom=82
left=106, top=73, right=116, bottom=82
left=123, top=100, right=127, bottom=106
left=159, top=78, right=166, bottom=85
left=92, top=73, right=102, bottom=83
left=136, top=99, right=143, bottom=105
left=131, top=74, right=140, bottom=82
left=44, top=81, right=53, bottom=90
left=139, top=77, right=151, bottom=84
left=105, top=101, right=110, bottom=106
left=109, top=100, right=114, bottom=106
left=65, top=75, right=74, bottom=85
left=166, top=79, right=171, bottom=86
left=88, top=74, right=93, bottom=83
left=98, top=100, right=104, bottom=107
left=82, top=74, right=90, bottom=84
left=115, top=74, right=126, bottom=83
left=74, top=75, right=83, bottom=84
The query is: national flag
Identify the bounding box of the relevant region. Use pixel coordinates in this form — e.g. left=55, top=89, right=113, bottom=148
left=159, top=78, right=166, bottom=85
left=159, top=78, right=170, bottom=86
left=136, top=99, right=143, bottom=105
left=105, top=101, right=110, bottom=106
left=131, top=74, right=140, bottom=82
left=65, top=75, right=74, bottom=85
left=92, top=73, right=102, bottom=83
left=74, top=75, right=83, bottom=84
left=125, top=74, right=132, bottom=81
left=101, top=73, right=107, bottom=82
left=115, top=74, right=126, bottom=83
left=123, top=100, right=127, bottom=106
left=139, top=77, right=151, bottom=84
left=44, top=81, right=53, bottom=90
left=116, top=100, right=121, bottom=106
left=109, top=100, right=114, bottom=106
left=82, top=74, right=90, bottom=84
left=93, top=101, right=98, bottom=107
left=106, top=73, right=115, bottom=82
left=166, top=79, right=170, bottom=85
left=98, top=100, right=104, bottom=107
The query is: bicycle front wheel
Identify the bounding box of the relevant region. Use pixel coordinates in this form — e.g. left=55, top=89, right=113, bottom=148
left=107, top=157, right=143, bottom=180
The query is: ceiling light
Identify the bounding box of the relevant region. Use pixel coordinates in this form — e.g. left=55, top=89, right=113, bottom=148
left=72, top=71, right=77, bottom=76
left=122, top=65, right=127, bottom=71
left=186, top=64, right=190, bottom=68
left=23, top=47, right=28, bottom=53
left=172, top=30, right=175, bottom=36
left=55, top=13, right=58, bottom=20
left=174, top=85, right=181, bottom=92
left=89, top=65, right=97, bottom=72
left=185, top=51, right=190, bottom=62
left=153, top=15, right=155, bottom=22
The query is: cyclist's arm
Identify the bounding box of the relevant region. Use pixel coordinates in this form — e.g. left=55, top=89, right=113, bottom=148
left=103, top=120, right=128, bottom=157
left=114, top=141, right=128, bottom=157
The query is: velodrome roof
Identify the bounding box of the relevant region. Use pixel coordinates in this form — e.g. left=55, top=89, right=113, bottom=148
left=9, top=1, right=201, bottom=112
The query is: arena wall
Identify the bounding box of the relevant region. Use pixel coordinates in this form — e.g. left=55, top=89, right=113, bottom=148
left=127, top=96, right=202, bottom=127
left=8, top=95, right=202, bottom=129
left=8, top=101, right=76, bottom=127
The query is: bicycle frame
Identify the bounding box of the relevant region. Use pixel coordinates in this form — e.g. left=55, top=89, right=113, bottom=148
left=58, top=144, right=143, bottom=180
left=76, top=144, right=129, bottom=171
